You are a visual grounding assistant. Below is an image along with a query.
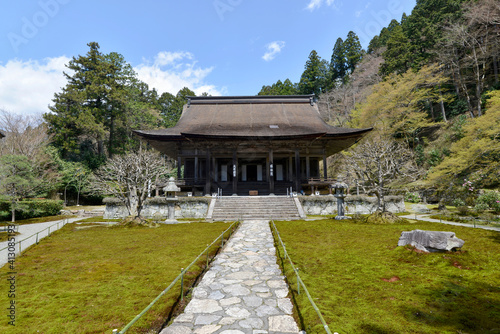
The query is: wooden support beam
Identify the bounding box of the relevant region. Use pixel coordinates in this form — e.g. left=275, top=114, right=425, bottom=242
left=205, top=148, right=211, bottom=195
left=194, top=148, right=199, bottom=182
left=177, top=156, right=182, bottom=180
left=295, top=149, right=301, bottom=192
left=232, top=150, right=237, bottom=195
left=269, top=149, right=274, bottom=195
left=323, top=149, right=328, bottom=180
left=306, top=155, right=310, bottom=180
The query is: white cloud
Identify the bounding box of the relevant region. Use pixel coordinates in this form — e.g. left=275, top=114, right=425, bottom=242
left=0, top=57, right=70, bottom=115
left=136, top=51, right=223, bottom=96
left=306, top=0, right=335, bottom=11
left=0, top=52, right=223, bottom=116
left=262, top=41, right=285, bottom=62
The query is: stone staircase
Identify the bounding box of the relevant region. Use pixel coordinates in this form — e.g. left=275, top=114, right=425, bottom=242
left=209, top=196, right=303, bottom=221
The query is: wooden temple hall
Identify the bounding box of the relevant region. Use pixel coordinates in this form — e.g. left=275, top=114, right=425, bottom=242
left=134, top=95, right=371, bottom=196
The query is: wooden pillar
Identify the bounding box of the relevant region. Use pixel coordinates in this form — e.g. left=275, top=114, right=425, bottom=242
left=177, top=156, right=182, bottom=180
left=205, top=148, right=211, bottom=195
left=269, top=149, right=274, bottom=195
left=288, top=156, right=293, bottom=182
left=194, top=149, right=199, bottom=182
left=306, top=155, right=310, bottom=181
left=232, top=150, right=237, bottom=195
left=295, top=148, right=301, bottom=192
left=323, top=149, right=328, bottom=180
left=213, top=157, right=217, bottom=182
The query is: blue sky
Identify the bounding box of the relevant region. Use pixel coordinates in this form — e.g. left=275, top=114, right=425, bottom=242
left=0, top=0, right=416, bottom=115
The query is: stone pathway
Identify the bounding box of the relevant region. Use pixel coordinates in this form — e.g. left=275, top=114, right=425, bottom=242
left=0, top=218, right=82, bottom=267
left=160, top=220, right=300, bottom=334
left=401, top=214, right=500, bottom=232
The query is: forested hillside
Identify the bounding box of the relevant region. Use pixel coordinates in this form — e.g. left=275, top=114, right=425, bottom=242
left=260, top=0, right=500, bottom=204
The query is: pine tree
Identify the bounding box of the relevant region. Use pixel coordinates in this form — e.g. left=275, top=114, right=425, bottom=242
left=44, top=42, right=162, bottom=164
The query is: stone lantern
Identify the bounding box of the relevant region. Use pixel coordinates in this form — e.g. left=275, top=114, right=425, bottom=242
left=163, top=177, right=181, bottom=222
left=333, top=181, right=351, bottom=220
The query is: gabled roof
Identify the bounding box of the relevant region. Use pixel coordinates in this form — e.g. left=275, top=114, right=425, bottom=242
left=135, top=95, right=372, bottom=141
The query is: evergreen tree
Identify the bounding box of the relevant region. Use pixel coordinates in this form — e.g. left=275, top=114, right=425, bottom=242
left=0, top=155, right=39, bottom=222
left=367, top=36, right=380, bottom=54
left=159, top=87, right=196, bottom=128
left=344, top=31, right=363, bottom=73
left=380, top=24, right=413, bottom=76
left=403, top=0, right=466, bottom=68
left=298, top=50, right=328, bottom=95
left=329, top=38, right=347, bottom=86
left=44, top=42, right=162, bottom=165
left=258, top=79, right=298, bottom=95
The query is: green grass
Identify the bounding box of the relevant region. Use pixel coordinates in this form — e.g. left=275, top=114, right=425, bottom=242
left=0, top=221, right=234, bottom=334
left=273, top=219, right=500, bottom=334
left=75, top=216, right=122, bottom=223
left=0, top=231, right=20, bottom=242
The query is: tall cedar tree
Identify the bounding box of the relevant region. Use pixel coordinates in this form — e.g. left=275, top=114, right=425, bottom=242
left=330, top=38, right=347, bottom=85
left=380, top=23, right=413, bottom=76
left=403, top=0, right=466, bottom=69
left=298, top=50, right=328, bottom=96
left=344, top=31, right=363, bottom=74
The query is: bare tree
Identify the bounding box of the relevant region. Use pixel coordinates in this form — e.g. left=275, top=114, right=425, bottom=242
left=90, top=150, right=172, bottom=218
left=343, top=136, right=420, bottom=211
left=318, top=51, right=384, bottom=125
left=437, top=0, right=500, bottom=117
left=0, top=109, right=49, bottom=159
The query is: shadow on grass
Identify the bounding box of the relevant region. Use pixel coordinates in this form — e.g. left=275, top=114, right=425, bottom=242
left=487, top=232, right=500, bottom=244
left=358, top=323, right=399, bottom=334
left=400, top=276, right=500, bottom=333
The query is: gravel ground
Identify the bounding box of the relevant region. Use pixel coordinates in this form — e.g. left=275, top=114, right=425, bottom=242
left=0, top=218, right=82, bottom=267
left=400, top=214, right=500, bottom=232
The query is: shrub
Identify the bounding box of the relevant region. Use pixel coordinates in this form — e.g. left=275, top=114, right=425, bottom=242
left=474, top=202, right=489, bottom=213
left=405, top=192, right=421, bottom=203
left=476, top=190, right=500, bottom=213
left=456, top=206, right=469, bottom=216
left=452, top=198, right=465, bottom=207
left=0, top=199, right=64, bottom=220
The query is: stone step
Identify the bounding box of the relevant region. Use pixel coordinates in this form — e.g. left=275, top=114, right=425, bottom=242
left=210, top=196, right=301, bottom=220
left=212, top=216, right=300, bottom=220
left=213, top=208, right=298, bottom=212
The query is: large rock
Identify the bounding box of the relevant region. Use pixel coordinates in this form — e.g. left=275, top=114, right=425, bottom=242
left=411, top=204, right=431, bottom=214
left=398, top=229, right=464, bottom=252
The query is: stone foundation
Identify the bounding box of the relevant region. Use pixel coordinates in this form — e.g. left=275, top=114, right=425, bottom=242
left=103, top=197, right=211, bottom=219
left=299, top=195, right=405, bottom=215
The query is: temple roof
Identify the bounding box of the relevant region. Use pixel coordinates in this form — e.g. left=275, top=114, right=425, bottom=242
left=134, top=95, right=372, bottom=142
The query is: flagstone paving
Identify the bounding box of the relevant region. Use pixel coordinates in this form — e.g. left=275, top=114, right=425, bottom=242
left=160, top=220, right=300, bottom=334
